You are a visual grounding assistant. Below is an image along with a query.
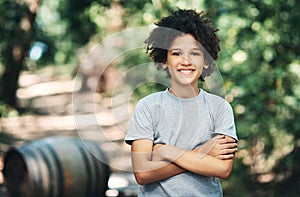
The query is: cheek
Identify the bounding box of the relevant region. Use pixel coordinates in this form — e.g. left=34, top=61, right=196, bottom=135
left=195, top=64, right=204, bottom=76
left=192, top=57, right=204, bottom=65
left=195, top=62, right=205, bottom=70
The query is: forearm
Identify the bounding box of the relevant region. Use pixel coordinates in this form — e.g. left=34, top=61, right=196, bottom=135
left=131, top=140, right=185, bottom=185
left=132, top=155, right=185, bottom=185
left=198, top=134, right=238, bottom=160
left=163, top=145, right=234, bottom=179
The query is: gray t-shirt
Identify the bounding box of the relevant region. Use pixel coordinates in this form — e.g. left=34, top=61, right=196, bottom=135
left=125, top=89, right=238, bottom=197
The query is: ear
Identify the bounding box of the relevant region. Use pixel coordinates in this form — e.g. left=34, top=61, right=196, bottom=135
left=203, top=62, right=209, bottom=69
left=162, top=63, right=168, bottom=69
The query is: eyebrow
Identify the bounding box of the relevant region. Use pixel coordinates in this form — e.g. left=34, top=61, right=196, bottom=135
left=169, top=48, right=203, bottom=52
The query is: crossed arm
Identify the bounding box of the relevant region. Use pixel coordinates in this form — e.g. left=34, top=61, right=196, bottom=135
left=131, top=135, right=238, bottom=185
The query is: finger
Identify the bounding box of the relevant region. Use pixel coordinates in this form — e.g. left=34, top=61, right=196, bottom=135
left=217, top=154, right=235, bottom=160
left=217, top=147, right=237, bottom=155
left=215, top=135, right=235, bottom=143
left=218, top=138, right=238, bottom=145
left=221, top=143, right=238, bottom=149
left=223, top=143, right=238, bottom=149
left=224, top=135, right=238, bottom=142
left=153, top=143, right=165, bottom=151
left=213, top=135, right=225, bottom=139
left=223, top=137, right=236, bottom=143
left=152, top=145, right=168, bottom=160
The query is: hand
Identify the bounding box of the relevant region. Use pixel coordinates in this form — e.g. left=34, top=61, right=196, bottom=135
left=198, top=135, right=238, bottom=160
left=152, top=144, right=181, bottom=162
left=153, top=143, right=164, bottom=151
left=152, top=143, right=168, bottom=161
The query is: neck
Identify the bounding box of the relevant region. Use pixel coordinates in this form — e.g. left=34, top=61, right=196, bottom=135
left=169, top=85, right=200, bottom=98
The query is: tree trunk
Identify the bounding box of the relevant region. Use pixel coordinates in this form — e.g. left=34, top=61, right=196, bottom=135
left=0, top=46, right=24, bottom=106
left=0, top=0, right=39, bottom=107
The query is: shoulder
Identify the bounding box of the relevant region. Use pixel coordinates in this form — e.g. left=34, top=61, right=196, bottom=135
left=201, top=90, right=233, bottom=111
left=137, top=91, right=166, bottom=105
left=134, top=91, right=166, bottom=112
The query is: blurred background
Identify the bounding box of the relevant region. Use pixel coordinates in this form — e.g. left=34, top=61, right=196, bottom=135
left=0, top=0, right=300, bottom=196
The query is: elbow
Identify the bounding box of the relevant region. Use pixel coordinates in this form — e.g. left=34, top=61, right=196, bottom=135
left=218, top=165, right=233, bottom=179
left=134, top=172, right=151, bottom=185
left=135, top=177, right=148, bottom=185
left=215, top=158, right=235, bottom=179
left=219, top=169, right=232, bottom=179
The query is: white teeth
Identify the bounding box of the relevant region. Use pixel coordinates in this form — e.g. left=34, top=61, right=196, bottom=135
left=179, top=70, right=193, bottom=73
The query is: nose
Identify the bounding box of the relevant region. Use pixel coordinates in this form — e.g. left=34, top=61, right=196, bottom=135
left=180, top=55, right=192, bottom=66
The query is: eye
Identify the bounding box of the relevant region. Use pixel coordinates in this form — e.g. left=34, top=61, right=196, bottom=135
left=171, top=51, right=181, bottom=56
left=191, top=51, right=201, bottom=56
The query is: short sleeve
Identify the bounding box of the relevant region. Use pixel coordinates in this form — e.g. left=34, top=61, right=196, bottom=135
left=212, top=100, right=238, bottom=141
left=125, top=99, right=155, bottom=145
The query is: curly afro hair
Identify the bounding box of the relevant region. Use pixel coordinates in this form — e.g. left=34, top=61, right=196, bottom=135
left=145, top=9, right=220, bottom=81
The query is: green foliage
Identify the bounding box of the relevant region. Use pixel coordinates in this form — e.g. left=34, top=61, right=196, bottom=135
left=0, top=0, right=37, bottom=106
left=132, top=82, right=166, bottom=103
left=37, top=1, right=300, bottom=194
left=203, top=0, right=300, bottom=195
left=0, top=101, right=19, bottom=118
left=0, top=0, right=26, bottom=66
left=1, top=0, right=299, bottom=195
left=58, top=0, right=98, bottom=45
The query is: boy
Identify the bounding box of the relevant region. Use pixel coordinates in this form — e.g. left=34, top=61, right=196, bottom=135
left=125, top=9, right=238, bottom=196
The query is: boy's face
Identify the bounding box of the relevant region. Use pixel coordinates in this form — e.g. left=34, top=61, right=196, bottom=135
left=165, top=34, right=206, bottom=89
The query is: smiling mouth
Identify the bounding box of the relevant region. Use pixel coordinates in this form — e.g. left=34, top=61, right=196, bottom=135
left=178, top=69, right=195, bottom=74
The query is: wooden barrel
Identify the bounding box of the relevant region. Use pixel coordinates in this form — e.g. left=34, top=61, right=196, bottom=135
left=3, top=136, right=110, bottom=197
